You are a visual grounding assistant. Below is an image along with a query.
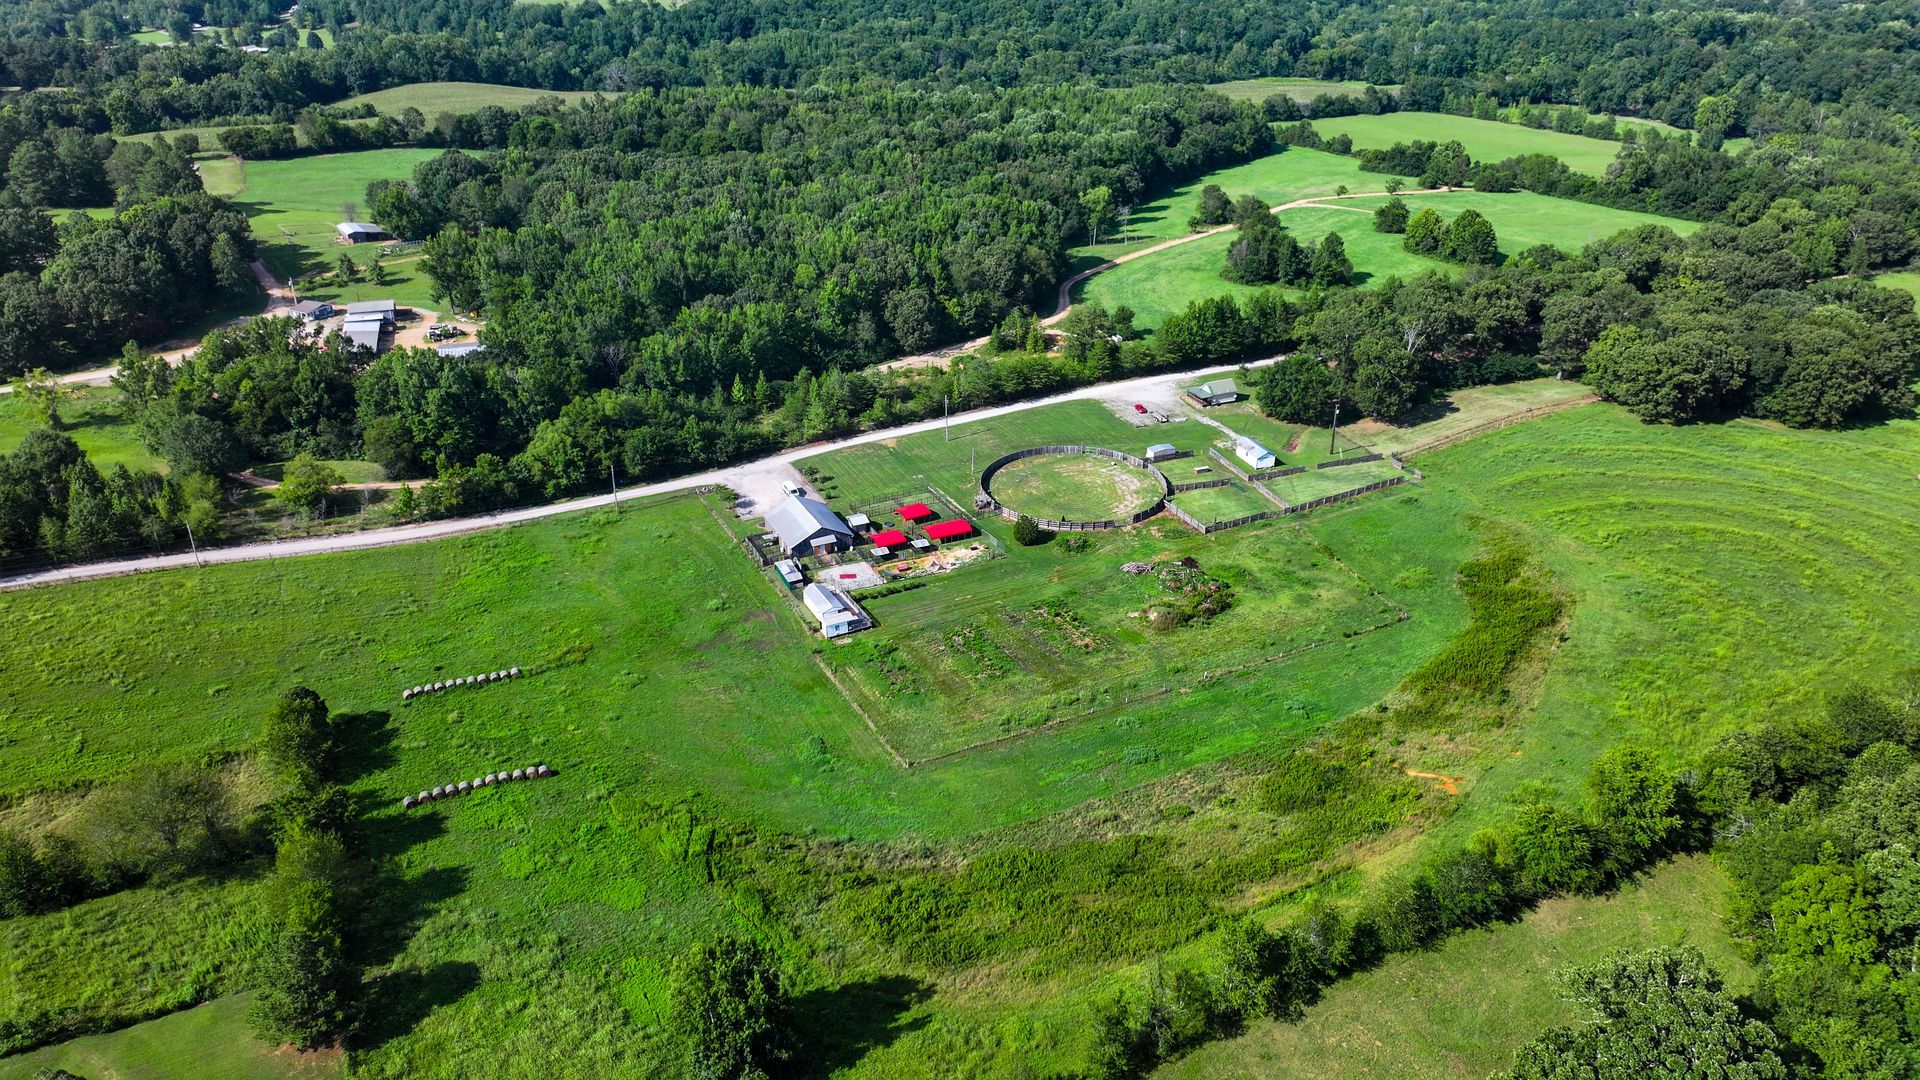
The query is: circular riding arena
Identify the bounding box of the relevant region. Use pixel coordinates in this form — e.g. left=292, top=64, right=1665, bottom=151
left=978, top=446, right=1171, bottom=528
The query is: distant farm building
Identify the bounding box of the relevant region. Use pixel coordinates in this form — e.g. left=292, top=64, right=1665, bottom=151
left=845, top=512, right=872, bottom=533
left=924, top=519, right=974, bottom=543
left=774, top=559, right=805, bottom=588
left=436, top=342, right=484, bottom=358
left=290, top=300, right=334, bottom=322
left=802, top=583, right=863, bottom=638
left=765, top=495, right=855, bottom=557
left=336, top=221, right=390, bottom=243
left=1145, top=443, right=1179, bottom=462
left=341, top=299, right=397, bottom=353
left=1234, top=437, right=1276, bottom=469
left=898, top=502, right=935, bottom=523
left=1185, top=379, right=1240, bottom=406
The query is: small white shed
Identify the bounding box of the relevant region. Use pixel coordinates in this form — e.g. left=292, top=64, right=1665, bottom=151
left=1233, top=437, right=1276, bottom=470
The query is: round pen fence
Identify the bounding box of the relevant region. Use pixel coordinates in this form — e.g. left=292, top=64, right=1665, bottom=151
left=977, top=445, right=1172, bottom=531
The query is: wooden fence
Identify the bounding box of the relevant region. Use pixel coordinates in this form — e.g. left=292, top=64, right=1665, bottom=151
left=1315, top=452, right=1384, bottom=470
left=1169, top=474, right=1409, bottom=534
left=1401, top=395, right=1601, bottom=458
left=1248, top=464, right=1305, bottom=481
left=977, top=445, right=1172, bottom=531
left=1171, top=478, right=1231, bottom=493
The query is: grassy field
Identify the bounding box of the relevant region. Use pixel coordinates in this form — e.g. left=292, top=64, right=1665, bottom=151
left=198, top=156, right=245, bottom=197
left=9, top=390, right=1920, bottom=1075
left=1074, top=147, right=1413, bottom=261
left=337, top=82, right=603, bottom=116
left=1167, top=479, right=1277, bottom=523
left=1206, top=78, right=1392, bottom=104
left=1342, top=378, right=1595, bottom=454
left=1159, top=855, right=1751, bottom=1079
left=1311, top=112, right=1630, bottom=176
left=0, top=994, right=340, bottom=1080
left=1080, top=184, right=1699, bottom=329
left=230, top=149, right=448, bottom=305
left=1874, top=269, right=1920, bottom=302
left=0, top=387, right=165, bottom=472
left=987, top=451, right=1163, bottom=521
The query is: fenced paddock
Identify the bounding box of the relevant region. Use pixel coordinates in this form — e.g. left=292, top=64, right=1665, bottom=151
left=1171, top=474, right=1411, bottom=533
left=978, top=446, right=1172, bottom=531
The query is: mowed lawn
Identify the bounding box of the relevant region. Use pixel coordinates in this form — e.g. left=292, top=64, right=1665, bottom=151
left=1159, top=855, right=1751, bottom=1079
left=230, top=149, right=448, bottom=305
left=1874, top=269, right=1920, bottom=302
left=0, top=387, right=164, bottom=473
left=1311, top=112, right=1631, bottom=176
left=0, top=994, right=340, bottom=1080
left=1081, top=188, right=1698, bottom=329
left=338, top=81, right=604, bottom=116
left=988, top=451, right=1164, bottom=521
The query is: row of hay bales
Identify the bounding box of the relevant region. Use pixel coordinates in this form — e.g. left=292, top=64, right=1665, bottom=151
left=403, top=764, right=552, bottom=809
left=403, top=667, right=522, bottom=700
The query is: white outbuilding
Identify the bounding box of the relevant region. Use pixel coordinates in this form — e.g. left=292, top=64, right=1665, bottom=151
left=802, top=583, right=861, bottom=638
left=1233, top=436, right=1276, bottom=470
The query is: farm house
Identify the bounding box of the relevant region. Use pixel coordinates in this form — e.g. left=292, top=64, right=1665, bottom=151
left=765, top=495, right=856, bottom=557
left=1184, top=379, right=1240, bottom=406
left=1234, top=437, right=1276, bottom=469
left=802, top=583, right=864, bottom=638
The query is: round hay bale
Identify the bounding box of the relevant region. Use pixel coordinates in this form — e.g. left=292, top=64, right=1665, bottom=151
left=492, top=670, right=505, bottom=680
left=535, top=764, right=551, bottom=777
left=402, top=795, right=416, bottom=809
left=419, top=790, right=431, bottom=803
left=487, top=773, right=500, bottom=785
left=510, top=768, right=525, bottom=780
left=456, top=781, right=470, bottom=794
left=402, top=688, right=413, bottom=700
left=431, top=786, right=445, bottom=799
left=510, top=666, right=522, bottom=677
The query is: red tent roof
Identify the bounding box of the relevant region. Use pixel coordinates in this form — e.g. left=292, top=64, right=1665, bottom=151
left=898, top=502, right=934, bottom=521
left=870, top=529, right=909, bottom=547
left=925, top=519, right=974, bottom=541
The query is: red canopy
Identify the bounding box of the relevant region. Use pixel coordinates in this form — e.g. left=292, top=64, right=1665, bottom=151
left=870, top=529, right=909, bottom=547
left=898, top=502, right=934, bottom=521
left=924, top=519, right=974, bottom=541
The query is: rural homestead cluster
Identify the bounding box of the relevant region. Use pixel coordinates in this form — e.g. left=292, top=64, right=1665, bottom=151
left=760, top=490, right=980, bottom=639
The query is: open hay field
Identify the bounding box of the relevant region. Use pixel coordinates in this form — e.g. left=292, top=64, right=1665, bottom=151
left=987, top=451, right=1163, bottom=522
left=1874, top=269, right=1920, bottom=302
left=229, top=149, right=447, bottom=302
left=1080, top=186, right=1698, bottom=329
left=1205, top=78, right=1393, bottom=104
left=1158, top=854, right=1750, bottom=1079
left=336, top=82, right=603, bottom=116
left=1072, top=147, right=1413, bottom=260
left=1310, top=112, right=1630, bottom=176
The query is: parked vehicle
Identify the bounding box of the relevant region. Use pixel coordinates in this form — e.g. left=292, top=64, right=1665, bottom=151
left=1132, top=403, right=1148, bottom=414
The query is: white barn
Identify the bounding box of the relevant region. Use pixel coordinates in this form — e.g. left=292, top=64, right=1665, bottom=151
left=1233, top=436, right=1276, bottom=469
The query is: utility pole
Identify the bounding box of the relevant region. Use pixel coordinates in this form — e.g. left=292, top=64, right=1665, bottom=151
left=609, top=463, right=620, bottom=513
left=185, top=521, right=202, bottom=567
left=1329, top=401, right=1341, bottom=456
left=943, top=394, right=950, bottom=442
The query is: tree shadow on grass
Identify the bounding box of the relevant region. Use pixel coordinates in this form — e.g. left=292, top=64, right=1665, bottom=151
left=333, top=709, right=398, bottom=781
left=351, top=960, right=482, bottom=1052
left=1388, top=396, right=1462, bottom=428
left=353, top=863, right=469, bottom=970
left=789, top=975, right=935, bottom=1076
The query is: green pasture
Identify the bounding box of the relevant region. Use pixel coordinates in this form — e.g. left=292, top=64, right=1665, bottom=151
left=10, top=390, right=1920, bottom=1075
left=0, top=387, right=164, bottom=473
left=1205, top=78, right=1393, bottom=104
left=0, top=994, right=340, bottom=1080
left=1343, top=378, right=1594, bottom=455
left=1159, top=855, right=1750, bottom=1079
left=227, top=149, right=447, bottom=296
left=1311, top=112, right=1630, bottom=176
left=1074, top=147, right=1412, bottom=260
left=337, top=81, right=603, bottom=116
left=986, top=451, right=1163, bottom=521
left=198, top=155, right=245, bottom=196
left=1874, top=269, right=1920, bottom=302
left=1166, top=480, right=1275, bottom=523
left=1081, top=190, right=1698, bottom=329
